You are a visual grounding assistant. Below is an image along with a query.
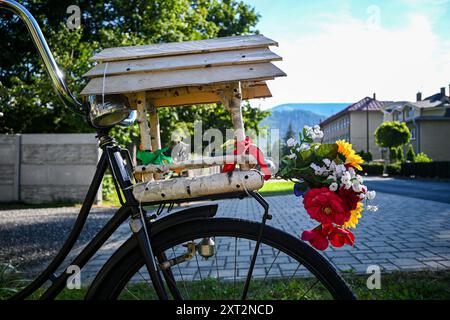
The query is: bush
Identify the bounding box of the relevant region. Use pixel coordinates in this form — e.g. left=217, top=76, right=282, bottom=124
left=415, top=152, right=432, bottom=163
left=389, top=147, right=398, bottom=163
left=387, top=162, right=402, bottom=176
left=102, top=174, right=116, bottom=201
left=401, top=162, right=450, bottom=178
left=361, top=163, right=384, bottom=176
left=397, top=147, right=405, bottom=163
left=406, top=144, right=415, bottom=162
left=357, top=150, right=373, bottom=162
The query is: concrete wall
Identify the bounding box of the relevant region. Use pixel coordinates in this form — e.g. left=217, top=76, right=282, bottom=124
left=350, top=111, right=384, bottom=159
left=418, top=120, right=450, bottom=161
left=0, top=134, right=101, bottom=204
left=0, top=135, right=20, bottom=202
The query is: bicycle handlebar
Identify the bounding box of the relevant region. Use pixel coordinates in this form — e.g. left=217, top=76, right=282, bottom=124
left=0, top=0, right=84, bottom=115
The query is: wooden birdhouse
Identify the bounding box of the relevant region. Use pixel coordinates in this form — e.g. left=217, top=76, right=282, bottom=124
left=81, top=35, right=286, bottom=204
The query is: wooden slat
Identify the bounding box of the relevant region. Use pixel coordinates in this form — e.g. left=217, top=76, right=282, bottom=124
left=90, top=35, right=278, bottom=62
left=145, top=82, right=272, bottom=107
left=80, top=63, right=286, bottom=96
left=84, top=48, right=281, bottom=78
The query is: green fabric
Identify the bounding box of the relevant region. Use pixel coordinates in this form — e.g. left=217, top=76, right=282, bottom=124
left=137, top=147, right=174, bottom=165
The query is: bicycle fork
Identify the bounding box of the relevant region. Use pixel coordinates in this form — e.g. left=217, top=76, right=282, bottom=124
left=129, top=208, right=170, bottom=300
left=103, top=134, right=170, bottom=300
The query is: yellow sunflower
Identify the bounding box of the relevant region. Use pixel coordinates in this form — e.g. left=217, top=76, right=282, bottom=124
left=343, top=202, right=363, bottom=229
left=336, top=140, right=364, bottom=170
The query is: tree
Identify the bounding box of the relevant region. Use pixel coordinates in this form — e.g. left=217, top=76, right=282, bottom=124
left=357, top=150, right=373, bottom=162
left=406, top=144, right=415, bottom=162
left=389, top=147, right=398, bottom=163
left=281, top=122, right=295, bottom=156
left=0, top=0, right=265, bottom=143
left=397, top=147, right=405, bottom=163
left=375, top=121, right=412, bottom=149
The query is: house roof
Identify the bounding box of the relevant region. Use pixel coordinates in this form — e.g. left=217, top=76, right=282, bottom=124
left=383, top=90, right=450, bottom=112
left=320, top=97, right=391, bottom=126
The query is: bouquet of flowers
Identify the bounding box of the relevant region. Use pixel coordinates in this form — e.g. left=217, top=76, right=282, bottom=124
left=278, top=125, right=378, bottom=251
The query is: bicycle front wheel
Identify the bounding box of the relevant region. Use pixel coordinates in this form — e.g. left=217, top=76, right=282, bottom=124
left=87, top=218, right=355, bottom=300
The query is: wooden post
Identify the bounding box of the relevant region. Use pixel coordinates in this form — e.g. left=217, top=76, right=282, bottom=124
left=136, top=92, right=152, bottom=151
left=148, top=102, right=162, bottom=179
left=148, top=104, right=162, bottom=151
left=220, top=81, right=249, bottom=170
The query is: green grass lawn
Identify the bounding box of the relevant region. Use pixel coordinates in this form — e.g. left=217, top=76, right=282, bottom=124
left=2, top=262, right=449, bottom=300
left=258, top=180, right=294, bottom=197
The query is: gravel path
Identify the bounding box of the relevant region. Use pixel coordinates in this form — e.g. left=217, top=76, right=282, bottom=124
left=0, top=207, right=116, bottom=272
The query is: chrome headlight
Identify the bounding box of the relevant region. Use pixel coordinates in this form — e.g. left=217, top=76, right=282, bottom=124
left=87, top=94, right=131, bottom=128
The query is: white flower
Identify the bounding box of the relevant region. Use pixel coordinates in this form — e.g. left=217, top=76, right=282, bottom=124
left=299, top=143, right=310, bottom=151
left=288, top=153, right=297, bottom=159
left=341, top=172, right=352, bottom=189
left=367, top=205, right=379, bottom=212
left=323, top=158, right=331, bottom=166
left=356, top=174, right=364, bottom=184
left=329, top=182, right=338, bottom=192
left=352, top=181, right=363, bottom=193
left=287, top=138, right=296, bottom=147
left=366, top=190, right=376, bottom=200
left=314, top=145, right=320, bottom=150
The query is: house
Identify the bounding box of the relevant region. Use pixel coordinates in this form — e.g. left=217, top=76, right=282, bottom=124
left=382, top=86, right=450, bottom=161
left=320, top=95, right=391, bottom=159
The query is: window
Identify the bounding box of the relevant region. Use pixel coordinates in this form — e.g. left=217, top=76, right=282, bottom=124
left=393, top=112, right=399, bottom=121
left=406, top=107, right=414, bottom=119
left=411, top=128, right=416, bottom=140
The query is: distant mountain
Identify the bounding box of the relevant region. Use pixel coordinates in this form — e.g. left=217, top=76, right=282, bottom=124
left=261, top=103, right=349, bottom=137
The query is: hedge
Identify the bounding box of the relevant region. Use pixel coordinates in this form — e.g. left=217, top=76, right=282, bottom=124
left=361, top=161, right=450, bottom=178
left=387, top=163, right=401, bottom=176
left=401, top=162, right=450, bottom=178
left=361, top=163, right=384, bottom=176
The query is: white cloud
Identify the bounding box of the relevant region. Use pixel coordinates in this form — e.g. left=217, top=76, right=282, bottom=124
left=253, top=12, right=450, bottom=109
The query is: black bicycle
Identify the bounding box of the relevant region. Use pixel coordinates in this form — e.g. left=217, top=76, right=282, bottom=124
left=1, top=0, right=355, bottom=300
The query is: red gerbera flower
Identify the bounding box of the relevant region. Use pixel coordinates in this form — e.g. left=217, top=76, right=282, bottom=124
left=329, top=227, right=355, bottom=248
left=301, top=224, right=332, bottom=251
left=303, top=187, right=350, bottom=225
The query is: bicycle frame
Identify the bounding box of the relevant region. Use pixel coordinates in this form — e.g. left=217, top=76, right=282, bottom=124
left=10, top=130, right=167, bottom=300
left=3, top=0, right=271, bottom=300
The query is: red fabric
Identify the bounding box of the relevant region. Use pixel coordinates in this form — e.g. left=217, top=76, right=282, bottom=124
left=303, top=188, right=351, bottom=225
left=222, top=137, right=271, bottom=180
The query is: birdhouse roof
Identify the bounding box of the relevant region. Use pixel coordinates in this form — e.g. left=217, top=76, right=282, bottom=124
left=80, top=35, right=286, bottom=107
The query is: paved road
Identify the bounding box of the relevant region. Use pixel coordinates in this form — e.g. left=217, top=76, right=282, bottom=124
left=0, top=178, right=449, bottom=286
left=364, top=177, right=450, bottom=204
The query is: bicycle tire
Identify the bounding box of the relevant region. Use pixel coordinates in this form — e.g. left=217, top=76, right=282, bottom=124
left=86, top=218, right=356, bottom=300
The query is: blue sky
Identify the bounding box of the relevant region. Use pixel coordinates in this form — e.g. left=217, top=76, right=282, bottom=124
left=244, top=0, right=450, bottom=108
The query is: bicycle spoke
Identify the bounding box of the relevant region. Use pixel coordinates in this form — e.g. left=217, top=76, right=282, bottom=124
left=288, top=263, right=302, bottom=282
left=263, top=249, right=281, bottom=282
left=124, top=285, right=141, bottom=300
left=233, top=237, right=237, bottom=299
left=171, top=247, right=189, bottom=300
left=300, top=279, right=320, bottom=300
left=213, top=237, right=221, bottom=300
left=138, top=270, right=153, bottom=290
